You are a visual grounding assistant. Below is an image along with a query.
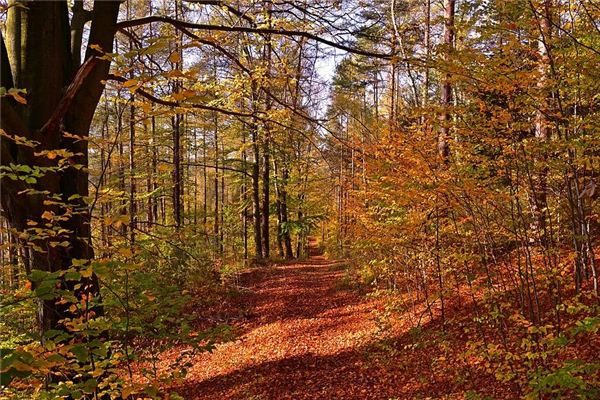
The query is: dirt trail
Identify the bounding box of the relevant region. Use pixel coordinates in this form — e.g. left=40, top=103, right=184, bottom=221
left=166, top=240, right=528, bottom=399
left=176, top=239, right=402, bottom=399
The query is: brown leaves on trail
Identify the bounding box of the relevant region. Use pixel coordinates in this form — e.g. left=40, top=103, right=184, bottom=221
left=148, top=255, right=506, bottom=399
left=177, top=257, right=387, bottom=399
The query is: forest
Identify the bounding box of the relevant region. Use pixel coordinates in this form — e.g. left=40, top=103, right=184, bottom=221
left=0, top=0, right=599, bottom=399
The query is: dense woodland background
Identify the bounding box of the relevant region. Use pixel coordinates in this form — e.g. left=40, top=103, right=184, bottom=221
left=0, top=0, right=599, bottom=398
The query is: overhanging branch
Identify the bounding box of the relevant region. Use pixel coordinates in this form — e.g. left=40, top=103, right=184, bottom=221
left=107, top=74, right=254, bottom=118
left=117, top=16, right=396, bottom=59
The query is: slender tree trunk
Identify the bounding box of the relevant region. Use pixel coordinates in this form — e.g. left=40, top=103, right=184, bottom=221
left=213, top=112, right=221, bottom=252
left=203, top=129, right=208, bottom=230
left=281, top=167, right=294, bottom=259
left=129, top=96, right=136, bottom=244
left=172, top=114, right=182, bottom=228
left=220, top=132, right=225, bottom=254
left=241, top=129, right=249, bottom=262
left=531, top=0, right=553, bottom=247
left=171, top=0, right=184, bottom=229
left=261, top=137, right=270, bottom=258
left=438, top=0, right=455, bottom=161
left=422, top=0, right=431, bottom=120
left=118, top=107, right=128, bottom=237
left=260, top=30, right=272, bottom=259
left=151, top=115, right=159, bottom=225
left=274, top=160, right=285, bottom=258
left=193, top=128, right=198, bottom=227
left=100, top=99, right=109, bottom=246
left=251, top=119, right=263, bottom=260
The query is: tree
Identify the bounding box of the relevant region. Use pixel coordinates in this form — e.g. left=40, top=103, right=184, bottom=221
left=1, top=0, right=122, bottom=333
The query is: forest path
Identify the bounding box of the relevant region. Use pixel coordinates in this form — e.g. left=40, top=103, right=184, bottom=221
left=176, top=238, right=402, bottom=399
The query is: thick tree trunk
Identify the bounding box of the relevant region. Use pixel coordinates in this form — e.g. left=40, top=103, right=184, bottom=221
left=1, top=1, right=121, bottom=335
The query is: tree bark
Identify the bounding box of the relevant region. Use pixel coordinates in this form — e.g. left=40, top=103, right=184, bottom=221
left=251, top=119, right=263, bottom=260
left=1, top=0, right=122, bottom=334
left=438, top=0, right=455, bottom=162
left=531, top=0, right=553, bottom=248
left=172, top=114, right=183, bottom=228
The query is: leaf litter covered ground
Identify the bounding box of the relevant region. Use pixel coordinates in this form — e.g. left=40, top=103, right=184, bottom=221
left=144, top=240, right=508, bottom=400
left=178, top=255, right=395, bottom=399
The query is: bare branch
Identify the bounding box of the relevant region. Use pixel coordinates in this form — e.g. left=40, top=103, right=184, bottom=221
left=107, top=73, right=254, bottom=118
left=116, top=16, right=396, bottom=59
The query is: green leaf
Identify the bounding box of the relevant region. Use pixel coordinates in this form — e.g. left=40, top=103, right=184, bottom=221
left=83, top=378, right=98, bottom=393
left=70, top=344, right=88, bottom=363
left=29, top=269, right=48, bottom=283
left=64, top=271, right=81, bottom=281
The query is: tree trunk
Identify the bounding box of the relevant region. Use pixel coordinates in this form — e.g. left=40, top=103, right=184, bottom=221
left=251, top=120, right=263, bottom=260
left=261, top=136, right=270, bottom=259
left=531, top=0, right=553, bottom=247
left=438, top=0, right=455, bottom=161
left=129, top=97, right=136, bottom=244
left=241, top=129, right=249, bottom=262
left=1, top=0, right=121, bottom=335
left=281, top=167, right=294, bottom=259
left=274, top=160, right=285, bottom=258
left=213, top=112, right=221, bottom=252
left=172, top=114, right=183, bottom=228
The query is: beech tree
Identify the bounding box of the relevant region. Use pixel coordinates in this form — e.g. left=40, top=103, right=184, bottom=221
left=1, top=0, right=121, bottom=332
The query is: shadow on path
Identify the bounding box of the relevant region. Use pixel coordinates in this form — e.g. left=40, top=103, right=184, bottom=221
left=175, top=239, right=499, bottom=399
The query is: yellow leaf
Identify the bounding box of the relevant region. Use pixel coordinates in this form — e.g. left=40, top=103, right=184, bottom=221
left=172, top=91, right=186, bottom=101
left=165, top=69, right=185, bottom=78
left=47, top=151, right=57, bottom=160
left=123, top=79, right=138, bottom=88
left=122, top=386, right=135, bottom=398
left=168, top=52, right=181, bottom=63
left=80, top=268, right=93, bottom=278
left=41, top=211, right=54, bottom=220
left=182, top=89, right=196, bottom=98
left=118, top=248, right=133, bottom=257
left=10, top=360, right=33, bottom=372
left=89, top=44, right=103, bottom=52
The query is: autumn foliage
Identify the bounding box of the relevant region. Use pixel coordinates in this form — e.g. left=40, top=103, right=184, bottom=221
left=1, top=0, right=599, bottom=399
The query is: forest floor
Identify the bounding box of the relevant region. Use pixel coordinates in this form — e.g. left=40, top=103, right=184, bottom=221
left=163, top=239, right=503, bottom=399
